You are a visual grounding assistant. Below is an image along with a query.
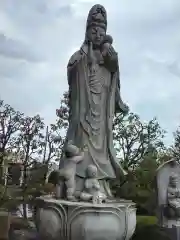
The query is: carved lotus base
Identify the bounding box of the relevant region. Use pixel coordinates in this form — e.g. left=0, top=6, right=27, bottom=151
left=34, top=196, right=136, bottom=240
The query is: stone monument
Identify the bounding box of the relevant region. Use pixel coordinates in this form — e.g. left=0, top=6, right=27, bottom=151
left=156, top=158, right=180, bottom=239
left=34, top=4, right=136, bottom=240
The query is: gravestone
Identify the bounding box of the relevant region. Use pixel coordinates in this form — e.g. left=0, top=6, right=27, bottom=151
left=156, top=158, right=180, bottom=240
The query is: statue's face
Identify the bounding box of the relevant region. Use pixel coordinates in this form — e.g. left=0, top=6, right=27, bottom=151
left=65, top=144, right=79, bottom=157
left=87, top=165, right=97, bottom=177
left=87, top=26, right=106, bottom=47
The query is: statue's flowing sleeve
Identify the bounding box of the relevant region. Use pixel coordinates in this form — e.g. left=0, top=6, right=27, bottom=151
left=66, top=51, right=81, bottom=144
left=115, top=64, right=126, bottom=113
left=65, top=50, right=86, bottom=146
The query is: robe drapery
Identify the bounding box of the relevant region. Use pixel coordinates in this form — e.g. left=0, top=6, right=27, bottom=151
left=65, top=43, right=125, bottom=180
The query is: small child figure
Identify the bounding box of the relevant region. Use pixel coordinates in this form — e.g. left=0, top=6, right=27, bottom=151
left=80, top=164, right=107, bottom=203
left=101, top=34, right=113, bottom=57
left=58, top=143, right=84, bottom=201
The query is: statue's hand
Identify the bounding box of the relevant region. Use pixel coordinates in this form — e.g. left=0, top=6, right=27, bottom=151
left=116, top=101, right=129, bottom=115
left=121, top=103, right=129, bottom=115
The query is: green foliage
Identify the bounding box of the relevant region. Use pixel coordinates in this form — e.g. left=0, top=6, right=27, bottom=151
left=56, top=91, right=69, bottom=128
left=15, top=114, right=45, bottom=164
left=48, top=170, right=59, bottom=185
left=113, top=150, right=171, bottom=215
left=113, top=112, right=165, bottom=170
left=22, top=182, right=54, bottom=200
left=28, top=162, right=48, bottom=185
left=0, top=93, right=175, bottom=221
left=137, top=216, right=157, bottom=226
left=0, top=181, right=54, bottom=212
left=0, top=184, right=21, bottom=211
left=0, top=99, right=66, bottom=219
left=0, top=100, right=24, bottom=165
left=171, top=127, right=180, bottom=161
left=41, top=124, right=64, bottom=165
left=111, top=112, right=169, bottom=214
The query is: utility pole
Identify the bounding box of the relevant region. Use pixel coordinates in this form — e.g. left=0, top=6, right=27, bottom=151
left=43, top=126, right=48, bottom=164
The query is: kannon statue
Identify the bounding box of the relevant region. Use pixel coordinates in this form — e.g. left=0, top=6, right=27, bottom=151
left=59, top=4, right=128, bottom=200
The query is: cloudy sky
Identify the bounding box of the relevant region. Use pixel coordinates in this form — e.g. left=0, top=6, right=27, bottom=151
left=0, top=0, right=180, bottom=145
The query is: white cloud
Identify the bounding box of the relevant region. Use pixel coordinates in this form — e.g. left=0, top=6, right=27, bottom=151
left=0, top=0, right=180, bottom=145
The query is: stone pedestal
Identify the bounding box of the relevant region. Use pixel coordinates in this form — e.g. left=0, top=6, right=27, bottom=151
left=34, top=196, right=136, bottom=240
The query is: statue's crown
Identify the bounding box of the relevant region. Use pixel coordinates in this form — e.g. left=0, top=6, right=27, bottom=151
left=86, top=4, right=107, bottom=30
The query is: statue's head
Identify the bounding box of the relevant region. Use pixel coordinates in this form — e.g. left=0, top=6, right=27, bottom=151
left=65, top=142, right=79, bottom=158
left=169, top=173, right=179, bottom=187
left=86, top=164, right=98, bottom=178
left=85, top=4, right=107, bottom=47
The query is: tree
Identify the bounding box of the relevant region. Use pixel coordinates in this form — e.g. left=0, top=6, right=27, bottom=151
left=171, top=127, right=180, bottom=161
left=0, top=96, right=69, bottom=219
left=134, top=151, right=159, bottom=215
left=55, top=91, right=69, bottom=163
left=117, top=149, right=164, bottom=215
left=15, top=114, right=45, bottom=164
left=36, top=91, right=69, bottom=180
left=111, top=112, right=166, bottom=204
left=156, top=150, right=173, bottom=165
left=55, top=91, right=69, bottom=132
left=14, top=114, right=44, bottom=218
left=41, top=122, right=67, bottom=165
left=113, top=112, right=165, bottom=171
left=0, top=100, right=23, bottom=165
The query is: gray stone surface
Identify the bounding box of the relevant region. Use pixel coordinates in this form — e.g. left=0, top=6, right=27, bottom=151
left=58, top=3, right=128, bottom=200
left=35, top=4, right=136, bottom=240
left=156, top=158, right=180, bottom=228
left=80, top=164, right=107, bottom=203
left=34, top=197, right=136, bottom=240
left=57, top=143, right=84, bottom=201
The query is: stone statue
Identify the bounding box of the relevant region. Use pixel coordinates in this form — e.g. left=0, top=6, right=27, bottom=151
left=80, top=164, right=107, bottom=203
left=167, top=173, right=180, bottom=218
left=57, top=143, right=84, bottom=201
left=156, top=158, right=180, bottom=228
left=34, top=5, right=136, bottom=240
left=60, top=3, right=128, bottom=199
